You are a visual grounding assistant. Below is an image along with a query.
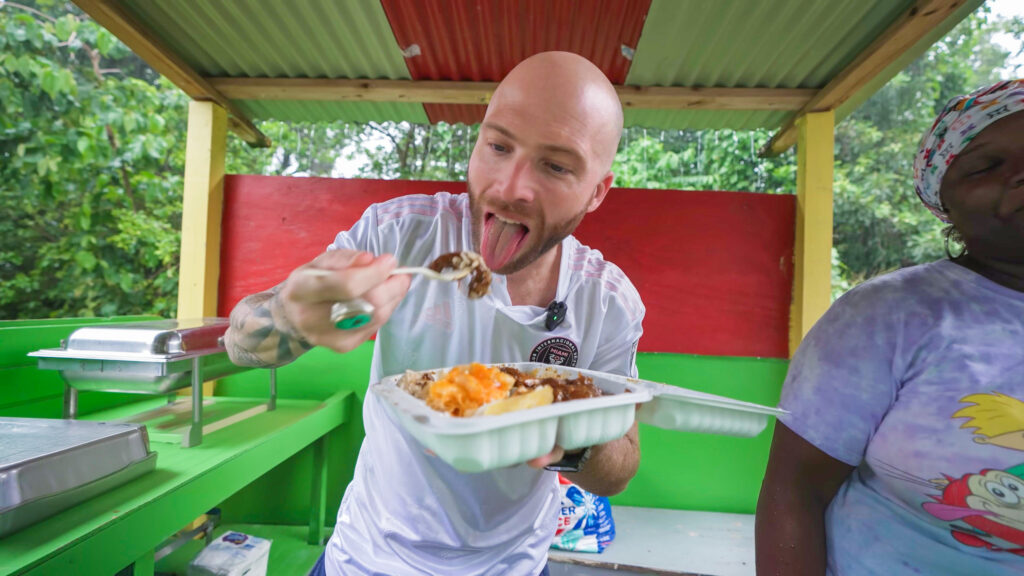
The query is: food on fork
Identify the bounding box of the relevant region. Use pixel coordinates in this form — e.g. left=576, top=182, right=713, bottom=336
left=429, top=251, right=491, bottom=299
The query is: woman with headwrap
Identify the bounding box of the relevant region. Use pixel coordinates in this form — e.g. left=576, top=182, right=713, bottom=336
left=756, top=80, right=1024, bottom=575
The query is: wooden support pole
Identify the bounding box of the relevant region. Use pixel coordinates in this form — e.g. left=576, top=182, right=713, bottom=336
left=177, top=101, right=226, bottom=396
left=177, top=101, right=226, bottom=320
left=308, top=436, right=328, bottom=545
left=131, top=550, right=155, bottom=576
left=789, top=111, right=835, bottom=356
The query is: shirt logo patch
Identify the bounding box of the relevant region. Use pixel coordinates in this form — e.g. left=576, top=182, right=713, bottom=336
left=530, top=337, right=579, bottom=367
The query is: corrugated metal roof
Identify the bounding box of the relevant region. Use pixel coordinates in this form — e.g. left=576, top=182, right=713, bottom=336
left=380, top=0, right=648, bottom=81
left=626, top=0, right=907, bottom=88
left=106, top=0, right=984, bottom=131
left=380, top=0, right=650, bottom=124
left=119, top=0, right=411, bottom=79
left=621, top=0, right=912, bottom=130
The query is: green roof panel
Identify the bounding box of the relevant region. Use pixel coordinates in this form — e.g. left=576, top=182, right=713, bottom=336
left=121, top=0, right=411, bottom=79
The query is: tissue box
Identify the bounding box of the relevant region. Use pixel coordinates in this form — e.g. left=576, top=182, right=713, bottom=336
left=188, top=531, right=271, bottom=576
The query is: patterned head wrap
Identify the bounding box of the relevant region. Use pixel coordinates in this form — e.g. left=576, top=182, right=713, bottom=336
left=913, top=79, right=1024, bottom=222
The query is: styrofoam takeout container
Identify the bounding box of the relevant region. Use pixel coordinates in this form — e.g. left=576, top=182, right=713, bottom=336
left=635, top=380, right=787, bottom=438
left=370, top=362, right=786, bottom=473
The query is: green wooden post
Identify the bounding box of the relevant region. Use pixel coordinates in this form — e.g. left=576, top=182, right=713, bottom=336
left=308, top=435, right=328, bottom=545
left=132, top=550, right=154, bottom=576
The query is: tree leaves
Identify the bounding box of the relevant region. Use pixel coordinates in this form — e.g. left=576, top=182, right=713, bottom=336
left=0, top=3, right=187, bottom=319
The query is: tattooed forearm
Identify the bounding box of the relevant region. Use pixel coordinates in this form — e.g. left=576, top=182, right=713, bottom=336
left=225, top=285, right=313, bottom=368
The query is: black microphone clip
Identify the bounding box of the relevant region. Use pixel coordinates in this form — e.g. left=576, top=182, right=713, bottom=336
left=544, top=301, right=567, bottom=331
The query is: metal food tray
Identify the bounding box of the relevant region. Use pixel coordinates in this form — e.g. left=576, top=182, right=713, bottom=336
left=28, top=318, right=275, bottom=448
left=0, top=417, right=157, bottom=538
left=371, top=362, right=786, bottom=473
left=28, top=318, right=244, bottom=395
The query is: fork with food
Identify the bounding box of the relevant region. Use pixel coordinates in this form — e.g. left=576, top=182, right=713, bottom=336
left=304, top=251, right=492, bottom=329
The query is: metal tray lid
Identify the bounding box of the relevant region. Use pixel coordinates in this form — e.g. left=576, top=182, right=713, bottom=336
left=38, top=318, right=229, bottom=358
left=0, top=417, right=153, bottom=512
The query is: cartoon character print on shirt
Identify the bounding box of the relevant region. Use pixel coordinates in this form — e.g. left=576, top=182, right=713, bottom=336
left=918, top=392, right=1024, bottom=555
left=921, top=466, right=1024, bottom=555
left=955, top=392, right=1024, bottom=452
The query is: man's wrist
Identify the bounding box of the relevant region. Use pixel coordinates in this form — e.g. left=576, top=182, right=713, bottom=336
left=544, top=446, right=592, bottom=473
left=270, top=294, right=313, bottom=350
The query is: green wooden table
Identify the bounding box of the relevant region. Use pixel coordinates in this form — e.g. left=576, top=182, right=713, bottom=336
left=0, top=391, right=352, bottom=576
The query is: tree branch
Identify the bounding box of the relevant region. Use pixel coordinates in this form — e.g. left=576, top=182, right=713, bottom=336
left=3, top=1, right=59, bottom=22
left=365, top=122, right=400, bottom=150
left=104, top=125, right=140, bottom=211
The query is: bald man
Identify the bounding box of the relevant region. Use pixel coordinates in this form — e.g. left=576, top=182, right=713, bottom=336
left=226, top=51, right=645, bottom=576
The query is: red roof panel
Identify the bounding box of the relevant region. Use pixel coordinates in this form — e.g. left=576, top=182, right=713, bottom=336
left=381, top=0, right=650, bottom=124
left=422, top=103, right=487, bottom=125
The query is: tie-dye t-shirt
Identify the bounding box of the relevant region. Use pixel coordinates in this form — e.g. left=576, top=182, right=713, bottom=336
left=780, top=259, right=1024, bottom=575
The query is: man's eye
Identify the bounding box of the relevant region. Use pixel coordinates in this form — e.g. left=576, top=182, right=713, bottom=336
left=490, top=143, right=508, bottom=153
left=546, top=162, right=568, bottom=175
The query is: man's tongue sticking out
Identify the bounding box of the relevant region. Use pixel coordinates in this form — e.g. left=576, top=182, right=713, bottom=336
left=482, top=214, right=528, bottom=271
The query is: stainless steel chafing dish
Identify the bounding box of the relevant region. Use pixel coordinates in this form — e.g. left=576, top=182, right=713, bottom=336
left=29, top=318, right=276, bottom=447
left=0, top=417, right=157, bottom=538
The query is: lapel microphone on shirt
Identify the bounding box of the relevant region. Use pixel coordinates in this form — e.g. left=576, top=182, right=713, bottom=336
left=545, top=301, right=567, bottom=331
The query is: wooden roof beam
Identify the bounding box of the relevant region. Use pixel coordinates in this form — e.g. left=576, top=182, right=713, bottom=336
left=762, top=0, right=966, bottom=156
left=208, top=77, right=816, bottom=111
left=72, top=0, right=270, bottom=147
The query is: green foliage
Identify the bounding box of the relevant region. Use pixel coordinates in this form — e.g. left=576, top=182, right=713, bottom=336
left=831, top=9, right=1013, bottom=285
left=613, top=128, right=796, bottom=194
left=0, top=2, right=187, bottom=319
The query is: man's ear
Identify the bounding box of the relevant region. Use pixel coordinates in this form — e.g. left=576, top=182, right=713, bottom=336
left=587, top=172, right=614, bottom=213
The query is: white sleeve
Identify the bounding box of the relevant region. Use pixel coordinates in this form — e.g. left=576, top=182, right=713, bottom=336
left=327, top=204, right=382, bottom=255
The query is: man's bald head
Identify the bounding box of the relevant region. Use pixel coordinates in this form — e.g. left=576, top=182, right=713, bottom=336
left=485, top=51, right=623, bottom=171
left=467, top=52, right=623, bottom=275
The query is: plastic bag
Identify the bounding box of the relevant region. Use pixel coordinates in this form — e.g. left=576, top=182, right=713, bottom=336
left=188, top=531, right=272, bottom=576
left=550, top=474, right=615, bottom=553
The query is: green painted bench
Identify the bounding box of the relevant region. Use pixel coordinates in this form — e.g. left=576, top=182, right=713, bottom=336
left=549, top=507, right=755, bottom=576
left=0, top=319, right=353, bottom=576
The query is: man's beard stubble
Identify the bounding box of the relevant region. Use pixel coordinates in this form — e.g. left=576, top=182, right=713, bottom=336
left=467, top=186, right=587, bottom=276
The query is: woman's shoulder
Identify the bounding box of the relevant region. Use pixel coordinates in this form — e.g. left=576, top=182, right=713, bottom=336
left=836, top=260, right=951, bottom=309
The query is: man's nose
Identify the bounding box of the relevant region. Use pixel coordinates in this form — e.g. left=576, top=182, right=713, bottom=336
left=495, top=159, right=535, bottom=204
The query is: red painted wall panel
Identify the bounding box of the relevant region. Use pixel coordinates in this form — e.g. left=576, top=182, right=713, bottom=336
left=218, top=175, right=794, bottom=358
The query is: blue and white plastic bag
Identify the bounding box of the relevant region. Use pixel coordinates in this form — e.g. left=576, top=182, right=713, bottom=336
left=551, top=474, right=616, bottom=553
left=188, top=531, right=272, bottom=576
